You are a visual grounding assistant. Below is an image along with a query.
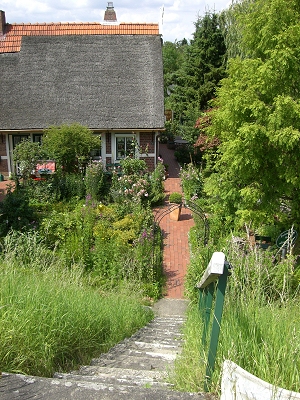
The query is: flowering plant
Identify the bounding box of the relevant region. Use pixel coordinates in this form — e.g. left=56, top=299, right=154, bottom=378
left=110, top=174, right=150, bottom=205
left=179, top=163, right=203, bottom=200
left=85, top=160, right=106, bottom=200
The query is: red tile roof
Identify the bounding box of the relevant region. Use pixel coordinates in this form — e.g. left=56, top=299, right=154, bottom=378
left=0, top=22, right=160, bottom=53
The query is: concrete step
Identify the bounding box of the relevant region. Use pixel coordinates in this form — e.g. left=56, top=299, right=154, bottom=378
left=73, top=365, right=168, bottom=380
left=0, top=299, right=218, bottom=399
left=54, top=367, right=172, bottom=388
left=0, top=373, right=215, bottom=400
left=91, top=340, right=180, bottom=360
left=129, top=332, right=184, bottom=345
left=90, top=353, right=175, bottom=371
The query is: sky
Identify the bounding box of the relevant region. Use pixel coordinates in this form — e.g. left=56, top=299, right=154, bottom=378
left=0, top=0, right=233, bottom=42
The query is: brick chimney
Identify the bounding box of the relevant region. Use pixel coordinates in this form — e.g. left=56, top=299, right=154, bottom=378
left=0, top=10, right=6, bottom=36
left=104, top=2, right=117, bottom=22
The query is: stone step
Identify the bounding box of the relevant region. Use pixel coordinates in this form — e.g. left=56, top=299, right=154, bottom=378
left=140, top=318, right=186, bottom=328
left=54, top=368, right=172, bottom=389
left=90, top=352, right=175, bottom=371
left=95, top=346, right=179, bottom=361
left=68, top=365, right=169, bottom=380
left=91, top=338, right=181, bottom=358
left=1, top=299, right=218, bottom=399
left=0, top=373, right=215, bottom=400
left=129, top=331, right=184, bottom=344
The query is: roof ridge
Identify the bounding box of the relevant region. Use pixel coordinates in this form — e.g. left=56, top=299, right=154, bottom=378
left=0, top=21, right=160, bottom=53
left=9, top=21, right=157, bottom=26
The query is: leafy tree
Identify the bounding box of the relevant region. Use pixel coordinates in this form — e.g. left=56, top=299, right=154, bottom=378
left=42, top=123, right=100, bottom=174
left=205, top=0, right=300, bottom=229
left=13, top=139, right=44, bottom=183
left=167, top=12, right=226, bottom=143
left=163, top=39, right=188, bottom=103
left=219, top=0, right=255, bottom=60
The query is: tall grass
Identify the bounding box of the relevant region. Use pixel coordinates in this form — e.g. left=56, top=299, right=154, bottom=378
left=0, top=232, right=153, bottom=377
left=174, top=240, right=300, bottom=395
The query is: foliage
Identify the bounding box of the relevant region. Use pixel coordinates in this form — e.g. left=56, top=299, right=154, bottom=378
left=120, top=157, right=147, bottom=176
left=0, top=244, right=153, bottom=377
left=159, top=121, right=175, bottom=143
left=148, top=158, right=166, bottom=205
left=219, top=0, right=254, bottom=60
left=39, top=201, right=96, bottom=269
left=162, top=39, right=188, bottom=102
left=165, top=12, right=227, bottom=142
left=177, top=237, right=300, bottom=394
left=36, top=196, right=163, bottom=298
left=84, top=160, right=107, bottom=200
left=90, top=203, right=163, bottom=297
left=26, top=179, right=58, bottom=205
left=0, top=187, right=35, bottom=236
left=174, top=145, right=193, bottom=165
left=169, top=192, right=182, bottom=204
left=110, top=174, right=150, bottom=206
left=12, top=139, right=45, bottom=183
left=205, top=0, right=300, bottom=229
left=42, top=123, right=100, bottom=174
left=51, top=173, right=86, bottom=201
left=180, top=163, right=203, bottom=200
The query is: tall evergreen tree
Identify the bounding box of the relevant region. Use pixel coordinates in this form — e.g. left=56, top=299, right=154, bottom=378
left=167, top=12, right=226, bottom=142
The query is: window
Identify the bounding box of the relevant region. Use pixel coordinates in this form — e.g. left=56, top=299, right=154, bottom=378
left=12, top=135, right=29, bottom=149
left=33, top=134, right=42, bottom=144
left=90, top=148, right=102, bottom=160
left=116, top=136, right=136, bottom=159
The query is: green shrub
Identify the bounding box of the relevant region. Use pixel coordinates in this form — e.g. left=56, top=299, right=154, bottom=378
left=180, top=163, right=203, bottom=200
left=26, top=179, right=58, bottom=205
left=84, top=160, right=107, bottom=200
left=169, top=192, right=182, bottom=204
left=110, top=174, right=150, bottom=207
left=0, top=188, right=34, bottom=236
left=148, top=159, right=166, bottom=205
left=120, top=157, right=147, bottom=175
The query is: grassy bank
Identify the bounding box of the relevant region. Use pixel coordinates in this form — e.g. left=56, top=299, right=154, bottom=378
left=174, top=240, right=300, bottom=395
left=0, top=263, right=153, bottom=377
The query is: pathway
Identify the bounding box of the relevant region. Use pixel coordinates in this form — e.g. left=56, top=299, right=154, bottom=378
left=155, top=143, right=195, bottom=299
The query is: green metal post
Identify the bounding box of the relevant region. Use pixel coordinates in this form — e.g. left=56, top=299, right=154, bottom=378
left=198, top=287, right=205, bottom=314
left=201, top=282, right=215, bottom=348
left=204, top=262, right=230, bottom=392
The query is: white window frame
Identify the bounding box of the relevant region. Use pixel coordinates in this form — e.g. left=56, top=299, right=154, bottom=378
left=114, top=133, right=139, bottom=160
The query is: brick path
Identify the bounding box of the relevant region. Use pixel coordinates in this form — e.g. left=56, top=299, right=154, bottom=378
left=154, top=144, right=195, bottom=299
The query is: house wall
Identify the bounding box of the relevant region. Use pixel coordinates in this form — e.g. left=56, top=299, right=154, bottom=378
left=0, top=130, right=159, bottom=179
left=139, top=132, right=155, bottom=154
left=140, top=156, right=155, bottom=171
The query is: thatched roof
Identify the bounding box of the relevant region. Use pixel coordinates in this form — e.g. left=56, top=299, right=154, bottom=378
left=0, top=33, right=164, bottom=131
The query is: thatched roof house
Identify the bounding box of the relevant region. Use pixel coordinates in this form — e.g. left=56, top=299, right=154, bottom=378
left=0, top=3, right=164, bottom=176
